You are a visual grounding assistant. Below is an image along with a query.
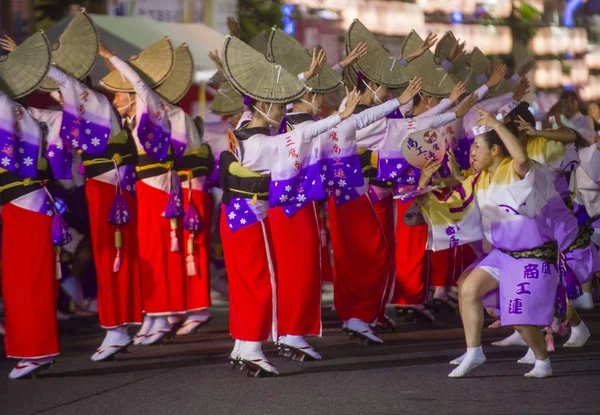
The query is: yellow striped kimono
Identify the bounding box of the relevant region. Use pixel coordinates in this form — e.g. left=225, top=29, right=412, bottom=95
left=421, top=158, right=556, bottom=251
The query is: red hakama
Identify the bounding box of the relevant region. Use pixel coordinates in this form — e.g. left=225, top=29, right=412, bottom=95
left=328, top=194, right=393, bottom=323
left=136, top=181, right=186, bottom=315
left=429, top=248, right=451, bottom=288
left=268, top=202, right=322, bottom=337
left=220, top=206, right=276, bottom=341
left=182, top=188, right=213, bottom=311
left=2, top=203, right=59, bottom=359
left=393, top=199, right=428, bottom=306
left=86, top=179, right=143, bottom=328
left=370, top=194, right=396, bottom=320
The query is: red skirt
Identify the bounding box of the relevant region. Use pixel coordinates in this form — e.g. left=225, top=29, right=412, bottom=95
left=182, top=188, right=213, bottom=311
left=1, top=203, right=59, bottom=359
left=220, top=206, right=276, bottom=341
left=268, top=202, right=321, bottom=337
left=371, top=194, right=396, bottom=321
left=393, top=200, right=428, bottom=306
left=136, top=181, right=186, bottom=315
left=86, top=179, right=143, bottom=328
left=328, top=194, right=393, bottom=323
left=429, top=248, right=450, bottom=288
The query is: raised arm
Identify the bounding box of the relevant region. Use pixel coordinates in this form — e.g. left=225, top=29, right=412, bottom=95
left=308, top=87, right=362, bottom=138
left=355, top=78, right=423, bottom=129
left=99, top=43, right=150, bottom=104
left=416, top=82, right=466, bottom=118
left=477, top=108, right=528, bottom=177
left=516, top=117, right=578, bottom=144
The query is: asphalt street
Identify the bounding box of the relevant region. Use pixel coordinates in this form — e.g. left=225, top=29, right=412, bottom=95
left=1, top=302, right=599, bottom=415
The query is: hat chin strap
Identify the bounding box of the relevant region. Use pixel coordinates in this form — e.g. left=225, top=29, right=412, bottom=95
left=362, top=79, right=383, bottom=104
left=117, top=94, right=133, bottom=112
left=253, top=103, right=278, bottom=127
left=300, top=92, right=321, bottom=113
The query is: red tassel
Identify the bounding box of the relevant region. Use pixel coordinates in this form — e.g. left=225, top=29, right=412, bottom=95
left=113, top=248, right=122, bottom=273
left=544, top=327, right=555, bottom=352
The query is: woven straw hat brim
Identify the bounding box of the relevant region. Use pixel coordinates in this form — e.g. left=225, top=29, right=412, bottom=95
left=101, top=37, right=175, bottom=93
left=154, top=44, right=194, bottom=104
left=468, top=48, right=512, bottom=98
left=209, top=71, right=227, bottom=85
left=343, top=65, right=359, bottom=89
left=434, top=31, right=456, bottom=65
left=39, top=10, right=99, bottom=92
left=249, top=32, right=268, bottom=56
left=0, top=31, right=51, bottom=99
left=433, top=32, right=480, bottom=93
left=401, top=30, right=456, bottom=97
left=346, top=19, right=410, bottom=88
left=222, top=35, right=307, bottom=104
left=268, top=28, right=342, bottom=93
left=211, top=80, right=244, bottom=115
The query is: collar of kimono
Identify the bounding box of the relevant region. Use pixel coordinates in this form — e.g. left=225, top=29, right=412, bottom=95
left=286, top=112, right=315, bottom=125
left=353, top=104, right=372, bottom=115
left=235, top=126, right=271, bottom=141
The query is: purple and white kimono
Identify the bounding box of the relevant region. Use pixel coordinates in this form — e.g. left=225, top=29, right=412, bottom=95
left=421, top=159, right=561, bottom=326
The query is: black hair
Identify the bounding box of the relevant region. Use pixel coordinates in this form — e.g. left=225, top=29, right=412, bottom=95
left=248, top=98, right=259, bottom=114
left=356, top=74, right=375, bottom=94
left=482, top=129, right=509, bottom=158
left=505, top=120, right=519, bottom=138
left=560, top=89, right=581, bottom=113
left=506, top=102, right=535, bottom=126
left=82, top=75, right=93, bottom=89
left=413, top=93, right=423, bottom=108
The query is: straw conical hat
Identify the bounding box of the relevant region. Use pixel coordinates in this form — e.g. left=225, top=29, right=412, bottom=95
left=222, top=35, right=307, bottom=104
left=343, top=64, right=359, bottom=89
left=101, top=37, right=175, bottom=93
left=469, top=48, right=513, bottom=97
left=346, top=19, right=410, bottom=88
left=39, top=9, right=99, bottom=92
left=0, top=31, right=51, bottom=99
left=208, top=71, right=227, bottom=85
left=154, top=44, right=193, bottom=104
left=268, top=27, right=342, bottom=93
left=434, top=32, right=479, bottom=94
left=209, top=32, right=267, bottom=85
left=249, top=31, right=268, bottom=56
left=401, top=30, right=456, bottom=97
left=211, top=80, right=244, bottom=115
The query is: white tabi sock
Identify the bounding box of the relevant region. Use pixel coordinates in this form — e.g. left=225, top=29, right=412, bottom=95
left=491, top=330, right=527, bottom=347
left=524, top=358, right=552, bottom=378
left=564, top=322, right=591, bottom=347
left=571, top=292, right=594, bottom=310
left=450, top=351, right=467, bottom=365
left=517, top=348, right=536, bottom=364
left=448, top=346, right=486, bottom=378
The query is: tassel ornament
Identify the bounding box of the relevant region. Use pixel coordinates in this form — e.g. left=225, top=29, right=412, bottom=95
left=186, top=233, right=197, bottom=276
left=54, top=246, right=62, bottom=281
left=113, top=228, right=122, bottom=273
left=544, top=327, right=555, bottom=352
left=170, top=218, right=179, bottom=252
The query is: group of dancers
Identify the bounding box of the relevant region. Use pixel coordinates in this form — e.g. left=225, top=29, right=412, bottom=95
left=0, top=11, right=598, bottom=379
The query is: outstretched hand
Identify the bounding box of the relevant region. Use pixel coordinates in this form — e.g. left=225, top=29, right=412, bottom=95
left=209, top=49, right=225, bottom=74
left=449, top=81, right=466, bottom=102
left=0, top=35, right=17, bottom=52
left=339, top=87, right=361, bottom=120
left=398, top=77, right=422, bottom=105
left=304, top=48, right=327, bottom=79
left=418, top=159, right=443, bottom=190
left=340, top=41, right=368, bottom=69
